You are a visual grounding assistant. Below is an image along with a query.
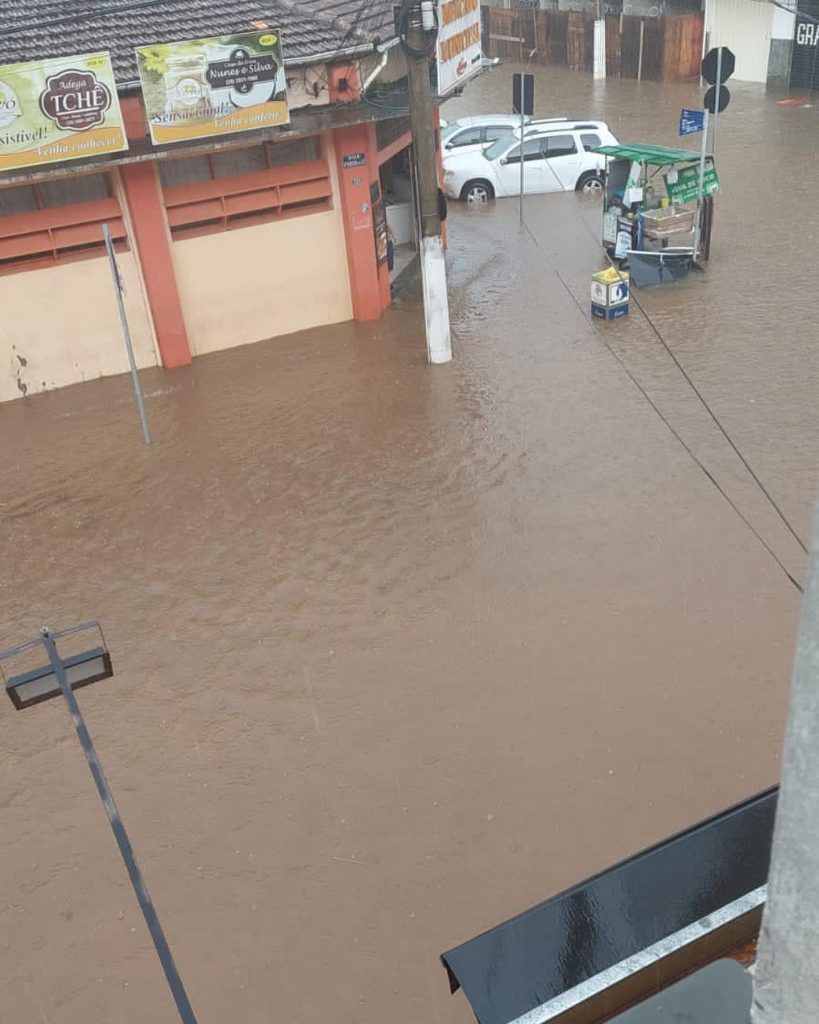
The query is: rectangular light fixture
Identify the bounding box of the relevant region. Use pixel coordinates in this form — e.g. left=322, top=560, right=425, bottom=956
left=5, top=647, right=113, bottom=710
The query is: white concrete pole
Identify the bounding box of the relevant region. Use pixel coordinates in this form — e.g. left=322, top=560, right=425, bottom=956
left=403, top=0, right=452, bottom=365
left=593, top=8, right=606, bottom=81
left=752, top=505, right=819, bottom=1024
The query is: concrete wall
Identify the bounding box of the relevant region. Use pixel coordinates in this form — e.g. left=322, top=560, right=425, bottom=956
left=0, top=250, right=158, bottom=403
left=704, top=0, right=774, bottom=83
left=283, top=63, right=333, bottom=108
left=170, top=139, right=352, bottom=358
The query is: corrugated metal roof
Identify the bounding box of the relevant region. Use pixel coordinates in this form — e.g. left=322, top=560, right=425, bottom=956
left=0, top=0, right=390, bottom=84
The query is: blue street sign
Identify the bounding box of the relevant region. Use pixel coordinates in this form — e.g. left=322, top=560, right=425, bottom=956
left=679, top=108, right=705, bottom=135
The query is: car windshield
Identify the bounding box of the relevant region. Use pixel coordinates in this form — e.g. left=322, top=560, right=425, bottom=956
left=483, top=134, right=515, bottom=160
left=441, top=123, right=461, bottom=140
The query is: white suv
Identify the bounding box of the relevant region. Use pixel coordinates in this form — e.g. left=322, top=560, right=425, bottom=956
left=441, top=114, right=529, bottom=157
left=443, top=120, right=618, bottom=203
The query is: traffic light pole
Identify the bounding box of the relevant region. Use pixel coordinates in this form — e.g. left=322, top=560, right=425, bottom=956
left=402, top=0, right=452, bottom=365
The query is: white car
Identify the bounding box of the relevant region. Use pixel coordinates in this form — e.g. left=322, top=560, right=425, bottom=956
left=441, top=114, right=529, bottom=158
left=443, top=120, right=618, bottom=203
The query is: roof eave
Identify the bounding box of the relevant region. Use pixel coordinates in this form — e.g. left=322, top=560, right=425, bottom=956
left=115, top=40, right=385, bottom=91
left=284, top=40, right=381, bottom=66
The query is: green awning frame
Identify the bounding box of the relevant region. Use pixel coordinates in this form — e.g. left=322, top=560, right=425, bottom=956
left=592, top=143, right=706, bottom=165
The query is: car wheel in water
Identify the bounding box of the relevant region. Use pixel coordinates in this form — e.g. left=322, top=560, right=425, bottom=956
left=461, top=180, right=494, bottom=204
left=577, top=172, right=604, bottom=195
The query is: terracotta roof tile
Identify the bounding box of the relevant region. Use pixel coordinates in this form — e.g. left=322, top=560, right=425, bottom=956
left=0, top=0, right=395, bottom=85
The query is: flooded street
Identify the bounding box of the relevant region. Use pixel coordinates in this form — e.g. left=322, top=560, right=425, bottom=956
left=1, top=66, right=818, bottom=1023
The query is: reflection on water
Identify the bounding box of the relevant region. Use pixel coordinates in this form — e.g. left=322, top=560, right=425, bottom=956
left=0, top=65, right=816, bottom=1024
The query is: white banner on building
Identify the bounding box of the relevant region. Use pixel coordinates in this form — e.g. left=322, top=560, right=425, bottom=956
left=436, top=0, right=482, bottom=96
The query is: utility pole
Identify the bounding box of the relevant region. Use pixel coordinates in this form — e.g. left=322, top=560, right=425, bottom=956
left=752, top=505, right=819, bottom=1024
left=401, top=0, right=452, bottom=364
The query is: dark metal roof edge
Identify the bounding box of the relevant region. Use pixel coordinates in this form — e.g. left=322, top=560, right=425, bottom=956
left=441, top=786, right=779, bottom=979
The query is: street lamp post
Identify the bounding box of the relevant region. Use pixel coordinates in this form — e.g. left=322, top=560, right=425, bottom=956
left=1, top=623, right=198, bottom=1024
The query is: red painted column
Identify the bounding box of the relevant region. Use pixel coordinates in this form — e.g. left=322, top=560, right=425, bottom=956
left=334, top=123, right=385, bottom=322
left=118, top=95, right=190, bottom=368
left=120, top=162, right=191, bottom=368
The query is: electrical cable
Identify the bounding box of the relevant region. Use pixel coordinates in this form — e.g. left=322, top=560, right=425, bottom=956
left=0, top=0, right=177, bottom=37
left=555, top=268, right=804, bottom=595
left=572, top=213, right=809, bottom=556
left=626, top=277, right=809, bottom=555
left=398, top=1, right=437, bottom=60
left=328, top=0, right=383, bottom=54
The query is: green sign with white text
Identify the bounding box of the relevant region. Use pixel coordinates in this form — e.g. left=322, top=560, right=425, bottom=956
left=664, top=162, right=720, bottom=204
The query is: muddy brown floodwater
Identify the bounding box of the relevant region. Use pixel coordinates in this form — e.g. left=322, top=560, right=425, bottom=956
left=1, top=65, right=817, bottom=1024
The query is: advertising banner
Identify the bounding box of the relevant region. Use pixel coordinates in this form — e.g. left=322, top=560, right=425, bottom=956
left=664, top=162, right=720, bottom=204
left=135, top=31, right=289, bottom=146
left=437, top=0, right=483, bottom=96
left=0, top=52, right=126, bottom=173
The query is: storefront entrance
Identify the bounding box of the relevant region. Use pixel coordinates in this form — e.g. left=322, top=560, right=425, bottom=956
left=790, top=0, right=819, bottom=88
left=379, top=145, right=418, bottom=282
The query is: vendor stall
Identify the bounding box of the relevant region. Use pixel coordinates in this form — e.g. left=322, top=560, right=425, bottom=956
left=593, top=143, right=719, bottom=286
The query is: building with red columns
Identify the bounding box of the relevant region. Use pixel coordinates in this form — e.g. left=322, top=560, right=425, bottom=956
left=0, top=0, right=448, bottom=402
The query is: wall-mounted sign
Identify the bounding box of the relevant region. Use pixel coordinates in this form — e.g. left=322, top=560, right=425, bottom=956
left=343, top=152, right=366, bottom=168
left=664, top=162, right=720, bottom=204
left=437, top=0, right=483, bottom=96
left=0, top=52, right=126, bottom=172
left=135, top=31, right=289, bottom=146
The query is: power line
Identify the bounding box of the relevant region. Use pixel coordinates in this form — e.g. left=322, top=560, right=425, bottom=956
left=0, top=0, right=173, bottom=38
left=625, top=278, right=809, bottom=556
left=329, top=0, right=386, bottom=51
left=572, top=214, right=809, bottom=556
left=555, top=269, right=804, bottom=594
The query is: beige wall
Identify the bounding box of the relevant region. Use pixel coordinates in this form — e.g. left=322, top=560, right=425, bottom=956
left=705, top=0, right=773, bottom=83
left=0, top=251, right=158, bottom=404
left=286, top=63, right=332, bottom=108
left=170, top=141, right=352, bottom=357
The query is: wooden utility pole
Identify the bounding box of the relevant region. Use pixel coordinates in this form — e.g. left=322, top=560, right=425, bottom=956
left=752, top=505, right=819, bottom=1023
left=401, top=0, right=452, bottom=364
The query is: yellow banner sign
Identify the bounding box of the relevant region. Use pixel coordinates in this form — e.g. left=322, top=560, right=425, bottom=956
left=136, top=31, right=289, bottom=146
left=0, top=52, right=127, bottom=173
